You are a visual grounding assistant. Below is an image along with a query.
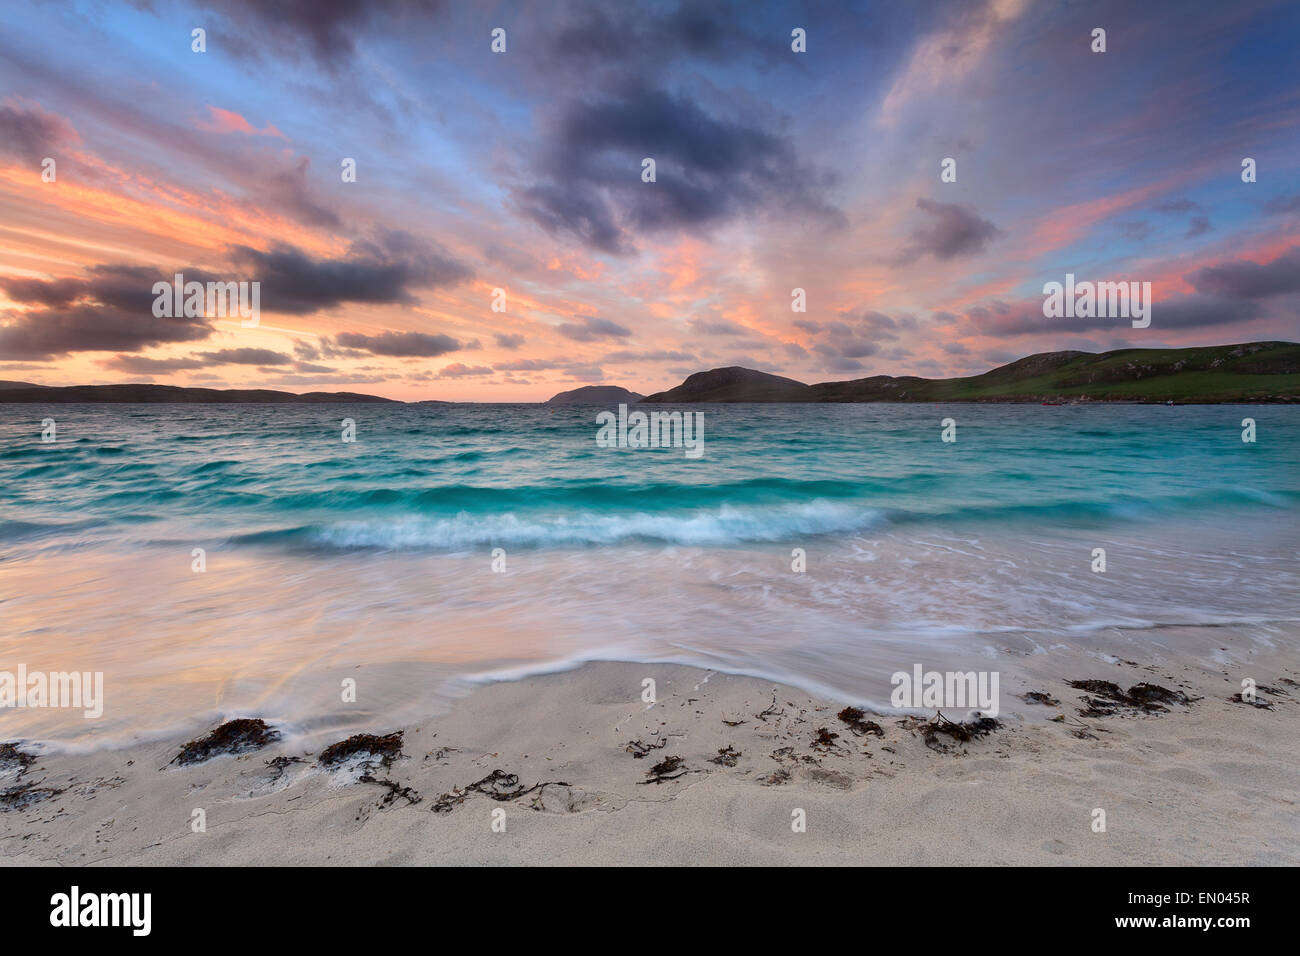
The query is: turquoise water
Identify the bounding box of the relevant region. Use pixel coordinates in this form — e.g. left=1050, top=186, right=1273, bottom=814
left=2, top=403, right=1297, bottom=553
left=1, top=403, right=1298, bottom=748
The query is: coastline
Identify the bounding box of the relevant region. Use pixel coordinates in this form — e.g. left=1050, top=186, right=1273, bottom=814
left=4, top=639, right=1297, bottom=866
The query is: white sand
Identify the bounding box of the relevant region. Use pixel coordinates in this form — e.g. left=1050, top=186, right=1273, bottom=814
left=2, top=638, right=1298, bottom=866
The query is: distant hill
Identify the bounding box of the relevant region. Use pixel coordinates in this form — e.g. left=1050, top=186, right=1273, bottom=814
left=0, top=383, right=397, bottom=403
left=642, top=367, right=808, bottom=402
left=0, top=380, right=39, bottom=390
left=546, top=385, right=645, bottom=405
left=640, top=342, right=1300, bottom=404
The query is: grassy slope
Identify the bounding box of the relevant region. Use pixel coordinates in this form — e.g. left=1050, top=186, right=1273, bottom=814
left=810, top=342, right=1300, bottom=403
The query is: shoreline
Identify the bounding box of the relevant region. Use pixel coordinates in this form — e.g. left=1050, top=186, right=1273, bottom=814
left=4, top=645, right=1297, bottom=866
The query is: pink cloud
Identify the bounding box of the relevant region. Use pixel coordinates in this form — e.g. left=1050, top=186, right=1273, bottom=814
left=196, top=106, right=286, bottom=139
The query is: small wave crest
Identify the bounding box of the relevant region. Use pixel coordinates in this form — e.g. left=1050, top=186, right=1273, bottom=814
left=236, top=500, right=886, bottom=552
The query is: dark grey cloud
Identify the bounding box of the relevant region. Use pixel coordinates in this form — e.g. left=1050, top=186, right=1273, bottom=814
left=261, top=156, right=341, bottom=229
left=0, top=265, right=215, bottom=359
left=517, top=81, right=841, bottom=254
left=966, top=293, right=1265, bottom=337
left=100, top=355, right=208, bottom=373
left=197, top=347, right=293, bottom=365
left=557, top=316, right=631, bottom=341
left=1153, top=198, right=1200, bottom=214
left=1184, top=215, right=1213, bottom=239
left=196, top=0, right=446, bottom=69
left=1190, top=246, right=1300, bottom=299
left=228, top=230, right=471, bottom=314
left=1116, top=220, right=1152, bottom=241
left=333, top=330, right=464, bottom=357
left=494, top=333, right=526, bottom=350
left=0, top=102, right=77, bottom=163
left=903, top=199, right=1001, bottom=261
left=543, top=1, right=775, bottom=75
left=795, top=309, right=912, bottom=358
left=1263, top=194, right=1300, bottom=216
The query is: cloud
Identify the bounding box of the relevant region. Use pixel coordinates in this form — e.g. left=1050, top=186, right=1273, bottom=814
left=0, top=265, right=214, bottom=359
left=228, top=230, right=471, bottom=314
left=99, top=355, right=208, bottom=373
left=1184, top=215, right=1213, bottom=239
left=902, top=198, right=1001, bottom=260
left=688, top=318, right=750, bottom=336
left=333, top=330, right=464, bottom=357
left=195, top=0, right=446, bottom=70
left=197, top=347, right=293, bottom=365
left=1190, top=246, right=1300, bottom=299
left=1263, top=194, right=1300, bottom=216
left=436, top=363, right=493, bottom=378
left=517, top=81, right=841, bottom=254
left=0, top=99, right=78, bottom=163
left=1153, top=198, right=1200, bottom=214
left=557, top=316, right=632, bottom=341
left=1116, top=220, right=1152, bottom=241
left=601, top=349, right=696, bottom=363
left=196, top=105, right=285, bottom=138
left=494, top=333, right=526, bottom=350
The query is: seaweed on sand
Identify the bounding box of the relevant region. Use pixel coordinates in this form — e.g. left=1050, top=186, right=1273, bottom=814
left=920, top=711, right=1000, bottom=752
left=318, top=731, right=404, bottom=769
left=264, top=755, right=304, bottom=782
left=709, top=746, right=741, bottom=767
left=171, top=719, right=280, bottom=766
left=0, top=743, right=37, bottom=778
left=1228, top=693, right=1274, bottom=710
left=836, top=707, right=885, bottom=737
left=430, top=768, right=571, bottom=812
left=0, top=781, right=65, bottom=811
left=1066, top=680, right=1194, bottom=717
left=810, top=727, right=841, bottom=751
left=640, top=755, right=688, bottom=784
left=625, top=737, right=669, bottom=758
left=1021, top=692, right=1060, bottom=706
left=358, top=774, right=422, bottom=807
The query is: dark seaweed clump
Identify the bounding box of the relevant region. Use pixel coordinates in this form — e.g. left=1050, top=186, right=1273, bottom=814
left=810, top=727, right=841, bottom=751
left=1066, top=680, right=1194, bottom=717
left=317, top=731, right=404, bottom=769
left=641, top=755, right=687, bottom=784
left=921, top=712, right=1000, bottom=752
left=0, top=781, right=66, bottom=811
left=1022, top=691, right=1060, bottom=706
left=172, top=719, right=280, bottom=766
left=625, top=737, right=668, bottom=758
left=0, top=743, right=37, bottom=777
left=836, top=707, right=885, bottom=737
left=709, top=746, right=741, bottom=767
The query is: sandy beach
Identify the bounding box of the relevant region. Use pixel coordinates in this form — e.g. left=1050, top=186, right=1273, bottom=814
left=4, top=629, right=1297, bottom=867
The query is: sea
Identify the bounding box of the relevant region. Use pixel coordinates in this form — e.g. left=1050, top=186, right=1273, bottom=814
left=2, top=402, right=1297, bottom=749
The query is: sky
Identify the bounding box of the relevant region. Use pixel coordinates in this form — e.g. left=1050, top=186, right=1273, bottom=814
left=0, top=0, right=1297, bottom=401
